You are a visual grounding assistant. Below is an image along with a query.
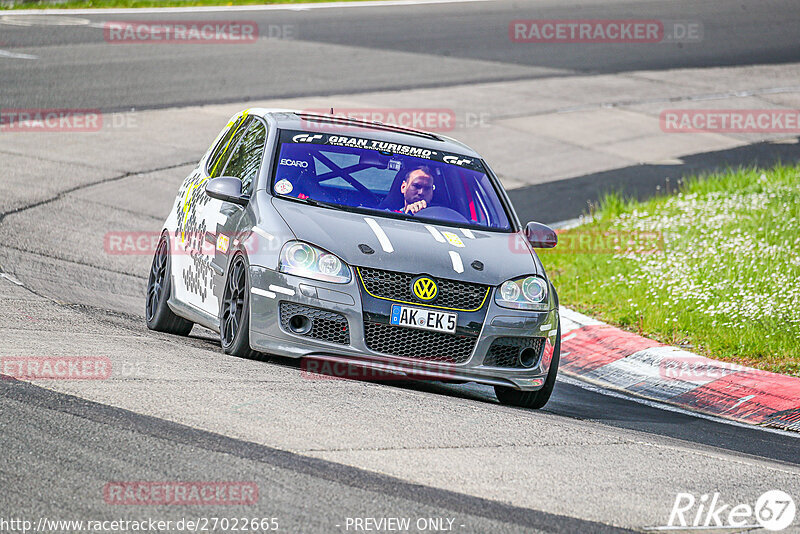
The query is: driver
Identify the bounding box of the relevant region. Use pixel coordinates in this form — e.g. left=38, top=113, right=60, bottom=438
left=400, top=166, right=435, bottom=214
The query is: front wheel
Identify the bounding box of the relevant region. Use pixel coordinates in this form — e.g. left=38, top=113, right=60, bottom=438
left=146, top=235, right=194, bottom=335
left=220, top=254, right=257, bottom=358
left=494, top=325, right=561, bottom=409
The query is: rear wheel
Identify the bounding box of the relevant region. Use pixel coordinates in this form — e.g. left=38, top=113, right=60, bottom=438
left=220, top=254, right=257, bottom=358
left=146, top=235, right=194, bottom=335
left=494, top=325, right=561, bottom=409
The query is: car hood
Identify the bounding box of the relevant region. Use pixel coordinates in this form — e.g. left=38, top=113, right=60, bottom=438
left=272, top=198, right=542, bottom=285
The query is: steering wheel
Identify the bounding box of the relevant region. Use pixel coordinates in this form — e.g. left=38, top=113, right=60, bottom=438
left=413, top=206, right=470, bottom=223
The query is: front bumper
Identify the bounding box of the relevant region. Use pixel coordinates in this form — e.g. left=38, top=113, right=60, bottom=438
left=248, top=266, right=559, bottom=391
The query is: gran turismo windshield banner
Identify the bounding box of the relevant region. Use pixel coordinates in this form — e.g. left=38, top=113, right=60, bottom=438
left=284, top=130, right=486, bottom=172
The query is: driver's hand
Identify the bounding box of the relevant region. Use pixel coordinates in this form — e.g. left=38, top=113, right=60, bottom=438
left=404, top=200, right=427, bottom=214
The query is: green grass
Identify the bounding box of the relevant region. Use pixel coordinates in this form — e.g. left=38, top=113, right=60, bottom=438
left=0, top=0, right=362, bottom=9
left=540, top=163, right=800, bottom=377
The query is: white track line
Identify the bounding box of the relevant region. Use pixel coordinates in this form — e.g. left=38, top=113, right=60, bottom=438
left=0, top=14, right=90, bottom=25
left=3, top=0, right=488, bottom=15
left=0, top=272, right=24, bottom=286
left=0, top=49, right=38, bottom=59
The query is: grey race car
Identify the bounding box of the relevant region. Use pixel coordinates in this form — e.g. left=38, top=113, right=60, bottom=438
left=146, top=109, right=561, bottom=408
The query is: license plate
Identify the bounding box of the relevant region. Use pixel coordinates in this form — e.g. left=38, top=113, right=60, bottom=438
left=390, top=304, right=457, bottom=334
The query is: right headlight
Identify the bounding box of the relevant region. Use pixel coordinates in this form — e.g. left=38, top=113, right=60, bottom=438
left=495, top=276, right=549, bottom=311
left=278, top=241, right=351, bottom=284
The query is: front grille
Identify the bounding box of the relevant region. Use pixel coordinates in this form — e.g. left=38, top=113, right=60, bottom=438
left=363, top=321, right=477, bottom=364
left=483, top=337, right=545, bottom=368
left=279, top=302, right=350, bottom=345
left=357, top=267, right=489, bottom=311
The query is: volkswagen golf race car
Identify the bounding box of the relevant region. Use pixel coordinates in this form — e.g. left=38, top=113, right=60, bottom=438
left=146, top=110, right=561, bottom=408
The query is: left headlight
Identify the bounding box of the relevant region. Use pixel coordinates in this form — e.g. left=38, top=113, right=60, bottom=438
left=278, top=241, right=351, bottom=284
left=495, top=276, right=549, bottom=311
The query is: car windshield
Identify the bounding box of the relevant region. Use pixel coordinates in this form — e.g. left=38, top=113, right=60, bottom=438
left=271, top=130, right=512, bottom=230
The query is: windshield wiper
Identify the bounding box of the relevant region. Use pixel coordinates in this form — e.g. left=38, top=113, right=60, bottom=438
left=284, top=196, right=350, bottom=211
left=281, top=195, right=420, bottom=222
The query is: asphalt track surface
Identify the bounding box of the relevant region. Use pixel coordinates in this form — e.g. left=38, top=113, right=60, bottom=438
left=2, top=0, right=800, bottom=532
left=0, top=378, right=632, bottom=534
left=0, top=0, right=799, bottom=110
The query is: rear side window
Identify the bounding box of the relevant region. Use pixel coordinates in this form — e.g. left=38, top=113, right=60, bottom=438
left=207, top=115, right=250, bottom=178
left=221, top=119, right=267, bottom=196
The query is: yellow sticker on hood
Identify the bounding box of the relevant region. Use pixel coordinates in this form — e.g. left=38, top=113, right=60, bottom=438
left=441, top=231, right=465, bottom=248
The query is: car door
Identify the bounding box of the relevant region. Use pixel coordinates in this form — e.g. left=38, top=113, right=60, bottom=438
left=171, top=113, right=251, bottom=318
left=209, top=117, right=269, bottom=309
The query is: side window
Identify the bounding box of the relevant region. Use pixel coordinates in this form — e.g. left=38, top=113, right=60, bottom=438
left=221, top=119, right=267, bottom=196
left=206, top=116, right=250, bottom=179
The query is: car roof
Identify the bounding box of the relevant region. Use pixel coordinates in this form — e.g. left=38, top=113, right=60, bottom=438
left=246, top=108, right=483, bottom=158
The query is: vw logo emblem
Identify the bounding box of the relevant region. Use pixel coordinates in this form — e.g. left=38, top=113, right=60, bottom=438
left=412, top=276, right=438, bottom=302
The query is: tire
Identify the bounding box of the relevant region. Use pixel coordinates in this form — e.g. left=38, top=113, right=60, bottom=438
left=146, top=235, right=194, bottom=335
left=220, top=254, right=257, bottom=358
left=494, top=325, right=561, bottom=409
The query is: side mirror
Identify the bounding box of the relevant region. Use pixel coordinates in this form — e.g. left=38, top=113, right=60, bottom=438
left=525, top=222, right=557, bottom=248
left=205, top=177, right=248, bottom=206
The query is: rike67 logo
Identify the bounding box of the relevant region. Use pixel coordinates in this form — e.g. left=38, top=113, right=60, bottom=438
left=656, top=490, right=796, bottom=531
